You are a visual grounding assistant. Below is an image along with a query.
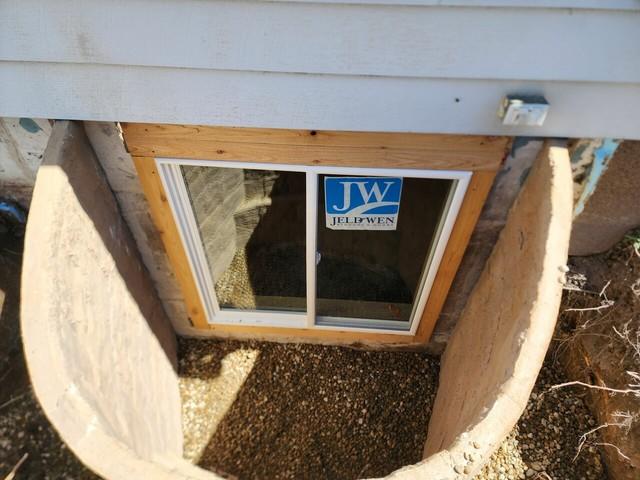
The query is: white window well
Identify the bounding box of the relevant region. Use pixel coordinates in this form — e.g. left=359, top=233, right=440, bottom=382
left=156, top=158, right=470, bottom=335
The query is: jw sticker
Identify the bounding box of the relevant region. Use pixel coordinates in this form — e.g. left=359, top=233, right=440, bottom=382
left=324, top=177, right=403, bottom=230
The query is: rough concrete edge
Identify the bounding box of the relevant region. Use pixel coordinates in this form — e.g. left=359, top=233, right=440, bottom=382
left=381, top=141, right=573, bottom=479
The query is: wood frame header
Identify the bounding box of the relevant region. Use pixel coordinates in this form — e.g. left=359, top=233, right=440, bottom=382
left=122, top=123, right=507, bottom=172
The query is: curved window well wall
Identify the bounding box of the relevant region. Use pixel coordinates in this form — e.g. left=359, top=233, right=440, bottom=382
left=126, top=124, right=508, bottom=344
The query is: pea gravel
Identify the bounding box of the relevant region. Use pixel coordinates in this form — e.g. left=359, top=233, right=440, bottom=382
left=179, top=338, right=439, bottom=480
left=474, top=354, right=605, bottom=480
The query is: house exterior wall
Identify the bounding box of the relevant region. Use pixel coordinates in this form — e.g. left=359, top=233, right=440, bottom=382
left=1, top=1, right=640, bottom=139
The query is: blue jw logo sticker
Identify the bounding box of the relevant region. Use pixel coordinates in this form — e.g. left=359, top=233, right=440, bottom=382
left=324, top=177, right=403, bottom=230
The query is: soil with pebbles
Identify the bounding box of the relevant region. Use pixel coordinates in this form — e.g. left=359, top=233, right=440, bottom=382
left=474, top=350, right=606, bottom=480
left=0, top=390, right=99, bottom=480
left=179, top=338, right=439, bottom=480
left=562, top=233, right=640, bottom=479
left=0, top=233, right=100, bottom=480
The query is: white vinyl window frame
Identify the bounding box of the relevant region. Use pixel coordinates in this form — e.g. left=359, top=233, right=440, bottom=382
left=156, top=157, right=471, bottom=336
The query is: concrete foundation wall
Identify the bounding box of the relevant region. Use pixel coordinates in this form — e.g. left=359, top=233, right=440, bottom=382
left=20, top=121, right=194, bottom=478
left=0, top=117, right=50, bottom=207
left=570, top=140, right=640, bottom=256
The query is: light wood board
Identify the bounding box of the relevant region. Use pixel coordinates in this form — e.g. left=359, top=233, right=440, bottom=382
left=123, top=123, right=507, bottom=171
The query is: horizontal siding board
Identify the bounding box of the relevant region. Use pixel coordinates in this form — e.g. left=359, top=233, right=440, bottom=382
left=1, top=1, right=639, bottom=83
left=265, top=1, right=640, bottom=8
left=2, top=61, right=640, bottom=139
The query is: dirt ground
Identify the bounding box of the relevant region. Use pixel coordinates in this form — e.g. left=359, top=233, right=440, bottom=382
left=0, top=233, right=99, bottom=479
left=558, top=230, right=640, bottom=478
left=474, top=347, right=606, bottom=480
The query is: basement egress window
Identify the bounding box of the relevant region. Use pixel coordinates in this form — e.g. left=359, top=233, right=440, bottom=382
left=157, top=159, right=470, bottom=334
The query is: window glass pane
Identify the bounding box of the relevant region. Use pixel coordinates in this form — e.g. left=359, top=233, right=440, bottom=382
left=181, top=166, right=306, bottom=312
left=316, top=175, right=453, bottom=324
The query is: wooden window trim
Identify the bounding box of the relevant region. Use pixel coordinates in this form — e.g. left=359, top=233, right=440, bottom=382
left=126, top=124, right=506, bottom=345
